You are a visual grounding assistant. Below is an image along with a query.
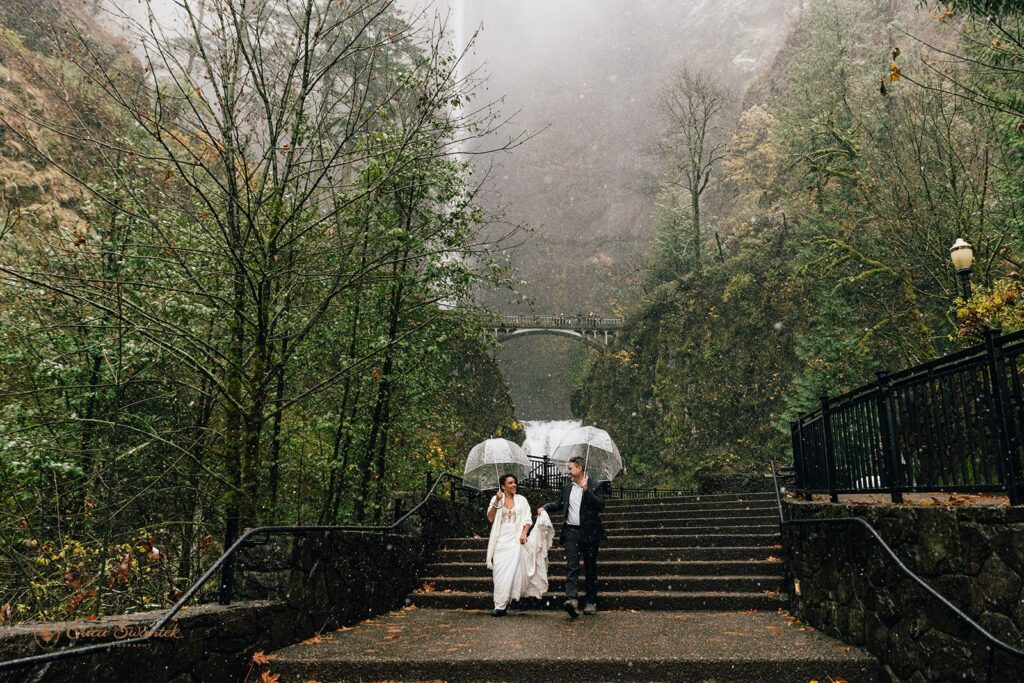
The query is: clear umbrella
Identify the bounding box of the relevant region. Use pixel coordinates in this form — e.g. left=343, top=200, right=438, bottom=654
left=462, top=438, right=531, bottom=491
left=550, top=426, right=624, bottom=483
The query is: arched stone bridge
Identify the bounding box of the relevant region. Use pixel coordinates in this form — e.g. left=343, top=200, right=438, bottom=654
left=494, top=314, right=623, bottom=346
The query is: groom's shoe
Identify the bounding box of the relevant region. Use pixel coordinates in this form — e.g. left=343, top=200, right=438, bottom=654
left=583, top=603, right=597, bottom=615
left=492, top=608, right=507, bottom=617
left=563, top=598, right=580, bottom=619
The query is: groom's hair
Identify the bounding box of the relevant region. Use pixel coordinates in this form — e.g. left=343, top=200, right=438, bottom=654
left=568, top=456, right=585, bottom=467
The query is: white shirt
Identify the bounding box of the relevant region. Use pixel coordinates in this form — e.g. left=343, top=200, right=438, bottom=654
left=567, top=482, right=584, bottom=526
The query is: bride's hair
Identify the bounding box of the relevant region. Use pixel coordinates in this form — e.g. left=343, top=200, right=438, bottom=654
left=498, top=473, right=517, bottom=491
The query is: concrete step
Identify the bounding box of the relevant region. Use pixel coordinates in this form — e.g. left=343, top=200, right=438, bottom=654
left=407, top=590, right=788, bottom=612
left=440, top=532, right=780, bottom=550
left=419, top=574, right=782, bottom=594
left=270, top=609, right=877, bottom=683
left=425, top=559, right=784, bottom=577
left=435, top=545, right=780, bottom=563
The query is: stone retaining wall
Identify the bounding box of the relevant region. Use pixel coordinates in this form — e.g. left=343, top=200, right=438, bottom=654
left=0, top=496, right=482, bottom=682
left=782, top=500, right=1024, bottom=682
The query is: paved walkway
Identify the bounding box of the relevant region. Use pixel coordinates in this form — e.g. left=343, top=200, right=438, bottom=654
left=271, top=607, right=878, bottom=682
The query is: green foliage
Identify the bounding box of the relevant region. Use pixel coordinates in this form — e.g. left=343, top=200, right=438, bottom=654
left=0, top=0, right=519, bottom=622
left=576, top=0, right=1024, bottom=488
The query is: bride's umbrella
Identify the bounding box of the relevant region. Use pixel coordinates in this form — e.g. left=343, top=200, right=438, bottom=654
left=462, top=438, right=531, bottom=491
left=550, top=426, right=624, bottom=483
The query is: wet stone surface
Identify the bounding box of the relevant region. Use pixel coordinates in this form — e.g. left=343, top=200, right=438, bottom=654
left=270, top=607, right=878, bottom=682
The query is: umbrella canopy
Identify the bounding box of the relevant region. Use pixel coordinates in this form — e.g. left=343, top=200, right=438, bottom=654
left=550, top=426, right=624, bottom=483
left=462, top=438, right=531, bottom=491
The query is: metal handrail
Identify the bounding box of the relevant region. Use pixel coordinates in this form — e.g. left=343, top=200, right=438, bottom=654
left=0, top=472, right=467, bottom=673
left=782, top=514, right=1024, bottom=678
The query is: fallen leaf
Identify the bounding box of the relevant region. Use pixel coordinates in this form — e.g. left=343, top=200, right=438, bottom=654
left=252, top=651, right=274, bottom=665
left=303, top=634, right=323, bottom=645
left=259, top=672, right=280, bottom=683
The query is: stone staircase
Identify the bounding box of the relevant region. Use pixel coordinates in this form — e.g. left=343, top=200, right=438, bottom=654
left=269, top=490, right=879, bottom=682
left=412, top=491, right=787, bottom=611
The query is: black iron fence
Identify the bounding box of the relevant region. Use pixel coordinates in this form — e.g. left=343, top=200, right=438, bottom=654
left=792, top=329, right=1024, bottom=504
left=523, top=456, right=693, bottom=498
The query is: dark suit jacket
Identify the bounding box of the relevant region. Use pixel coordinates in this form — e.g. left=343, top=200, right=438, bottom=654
left=542, top=481, right=607, bottom=543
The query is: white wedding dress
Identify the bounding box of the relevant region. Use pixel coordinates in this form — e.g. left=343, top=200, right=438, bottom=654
left=490, top=507, right=554, bottom=610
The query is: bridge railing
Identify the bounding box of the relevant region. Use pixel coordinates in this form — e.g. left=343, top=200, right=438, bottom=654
left=498, top=314, right=623, bottom=329
left=792, top=329, right=1024, bottom=505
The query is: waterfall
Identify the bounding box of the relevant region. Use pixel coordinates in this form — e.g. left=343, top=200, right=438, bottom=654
left=521, top=420, right=582, bottom=460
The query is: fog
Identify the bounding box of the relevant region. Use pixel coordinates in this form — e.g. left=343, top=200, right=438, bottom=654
left=446, top=0, right=796, bottom=417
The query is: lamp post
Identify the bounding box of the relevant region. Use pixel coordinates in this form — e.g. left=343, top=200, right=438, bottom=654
left=950, top=238, right=975, bottom=300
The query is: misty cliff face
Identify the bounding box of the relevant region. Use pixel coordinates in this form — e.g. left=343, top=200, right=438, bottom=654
left=459, top=0, right=797, bottom=418
left=464, top=0, right=796, bottom=312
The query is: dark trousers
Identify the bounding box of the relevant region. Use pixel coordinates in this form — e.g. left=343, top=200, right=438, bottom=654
left=563, top=526, right=599, bottom=605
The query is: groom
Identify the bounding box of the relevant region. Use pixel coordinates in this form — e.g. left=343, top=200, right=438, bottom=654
left=540, top=456, right=607, bottom=618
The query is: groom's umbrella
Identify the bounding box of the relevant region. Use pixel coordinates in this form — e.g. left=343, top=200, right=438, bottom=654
left=550, top=426, right=624, bottom=484
left=462, top=438, right=531, bottom=491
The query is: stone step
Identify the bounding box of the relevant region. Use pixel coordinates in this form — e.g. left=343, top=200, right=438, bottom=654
left=435, top=545, right=779, bottom=563
left=554, top=498, right=779, bottom=514
left=418, top=574, right=782, bottom=594
left=425, top=559, right=783, bottom=577
left=600, top=491, right=777, bottom=507
left=440, top=532, right=780, bottom=550
left=407, top=590, right=788, bottom=612
left=270, top=609, right=877, bottom=683
left=552, top=509, right=774, bottom=528
left=570, top=523, right=780, bottom=535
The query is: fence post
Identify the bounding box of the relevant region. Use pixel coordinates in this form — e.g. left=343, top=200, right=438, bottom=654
left=984, top=330, right=1023, bottom=505
left=875, top=371, right=903, bottom=504
left=821, top=395, right=839, bottom=503
left=791, top=420, right=812, bottom=501
left=218, top=513, right=239, bottom=605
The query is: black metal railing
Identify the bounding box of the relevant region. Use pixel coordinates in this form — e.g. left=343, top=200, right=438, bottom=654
left=793, top=329, right=1024, bottom=504
left=769, top=468, right=1023, bottom=681
left=0, top=472, right=473, bottom=673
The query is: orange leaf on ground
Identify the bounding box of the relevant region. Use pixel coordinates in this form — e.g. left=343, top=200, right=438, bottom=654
left=302, top=634, right=323, bottom=645
left=258, top=672, right=280, bottom=683
left=252, top=651, right=274, bottom=665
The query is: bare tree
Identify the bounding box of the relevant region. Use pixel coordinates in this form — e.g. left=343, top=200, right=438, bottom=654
left=0, top=0, right=519, bottom=534
left=656, top=68, right=732, bottom=271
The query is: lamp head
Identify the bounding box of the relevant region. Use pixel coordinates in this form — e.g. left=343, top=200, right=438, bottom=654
left=950, top=238, right=975, bottom=273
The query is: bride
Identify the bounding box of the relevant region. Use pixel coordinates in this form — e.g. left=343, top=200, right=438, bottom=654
left=485, top=473, right=554, bottom=616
